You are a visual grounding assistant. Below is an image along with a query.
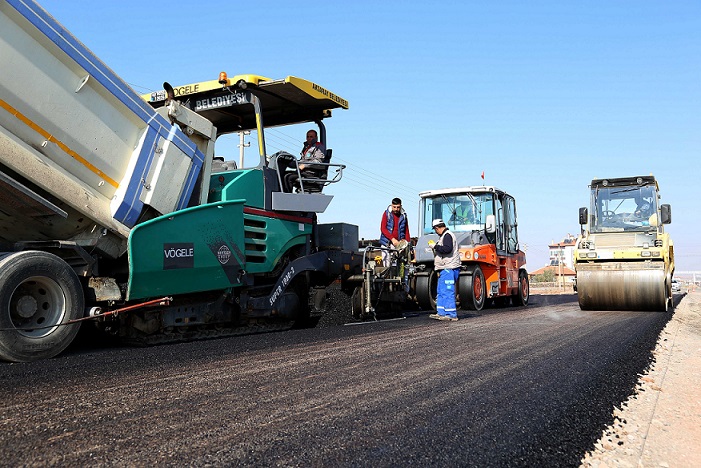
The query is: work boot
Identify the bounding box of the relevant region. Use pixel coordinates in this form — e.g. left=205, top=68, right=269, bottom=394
left=438, top=315, right=458, bottom=322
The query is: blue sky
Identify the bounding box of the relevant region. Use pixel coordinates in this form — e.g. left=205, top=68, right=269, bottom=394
left=39, top=0, right=701, bottom=272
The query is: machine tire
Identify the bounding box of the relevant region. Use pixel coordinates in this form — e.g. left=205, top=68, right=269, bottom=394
left=351, top=285, right=366, bottom=320
left=662, top=281, right=670, bottom=313
left=512, top=269, right=529, bottom=307
left=415, top=270, right=437, bottom=311
left=459, top=265, right=486, bottom=311
left=0, top=251, right=84, bottom=362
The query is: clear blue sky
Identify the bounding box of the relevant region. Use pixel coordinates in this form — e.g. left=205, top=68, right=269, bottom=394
left=40, top=0, right=701, bottom=272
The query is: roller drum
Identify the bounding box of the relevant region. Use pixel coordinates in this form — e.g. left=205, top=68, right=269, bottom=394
left=576, top=262, right=668, bottom=312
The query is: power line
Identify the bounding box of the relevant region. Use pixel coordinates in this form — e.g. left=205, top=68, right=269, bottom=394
left=343, top=173, right=416, bottom=205
left=126, top=81, right=154, bottom=94
left=265, top=127, right=423, bottom=197
left=341, top=172, right=419, bottom=204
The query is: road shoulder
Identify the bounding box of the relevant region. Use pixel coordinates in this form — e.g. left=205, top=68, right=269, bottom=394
left=581, top=290, right=701, bottom=467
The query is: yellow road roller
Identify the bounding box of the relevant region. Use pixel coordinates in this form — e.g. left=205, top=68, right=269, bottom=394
left=573, top=175, right=674, bottom=311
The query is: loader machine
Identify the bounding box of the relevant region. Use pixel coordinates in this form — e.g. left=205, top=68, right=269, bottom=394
left=574, top=175, right=674, bottom=311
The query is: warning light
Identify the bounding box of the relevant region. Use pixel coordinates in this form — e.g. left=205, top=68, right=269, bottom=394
left=218, top=72, right=228, bottom=85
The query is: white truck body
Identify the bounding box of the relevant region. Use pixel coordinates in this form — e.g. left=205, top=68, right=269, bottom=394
left=0, top=0, right=213, bottom=257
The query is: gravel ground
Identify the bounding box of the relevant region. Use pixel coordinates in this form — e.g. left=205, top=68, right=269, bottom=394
left=581, top=289, right=701, bottom=467
left=316, top=286, right=354, bottom=327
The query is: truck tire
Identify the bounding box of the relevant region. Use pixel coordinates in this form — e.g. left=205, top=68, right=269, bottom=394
left=512, top=269, right=529, bottom=307
left=0, top=251, right=84, bottom=362
left=459, top=265, right=486, bottom=311
left=415, top=270, right=437, bottom=310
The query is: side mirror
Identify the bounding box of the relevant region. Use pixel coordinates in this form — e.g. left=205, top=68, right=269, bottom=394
left=578, top=207, right=588, bottom=225
left=660, top=204, right=672, bottom=224
left=485, top=214, right=496, bottom=234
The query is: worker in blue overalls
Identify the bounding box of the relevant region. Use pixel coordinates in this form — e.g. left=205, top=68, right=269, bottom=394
left=428, top=218, right=460, bottom=321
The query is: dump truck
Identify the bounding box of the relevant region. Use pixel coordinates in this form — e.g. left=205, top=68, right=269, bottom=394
left=0, top=0, right=359, bottom=362
left=412, top=186, right=529, bottom=311
left=573, top=175, right=674, bottom=311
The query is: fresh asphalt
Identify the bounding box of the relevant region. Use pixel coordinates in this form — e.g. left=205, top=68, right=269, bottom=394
left=0, top=293, right=676, bottom=467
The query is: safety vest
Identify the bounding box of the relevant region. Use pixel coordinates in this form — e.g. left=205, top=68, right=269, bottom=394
left=379, top=208, right=408, bottom=246
left=434, top=230, right=461, bottom=270
left=454, top=204, right=471, bottom=223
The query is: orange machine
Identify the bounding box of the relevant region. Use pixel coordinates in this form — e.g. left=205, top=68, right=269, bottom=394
left=413, top=186, right=529, bottom=311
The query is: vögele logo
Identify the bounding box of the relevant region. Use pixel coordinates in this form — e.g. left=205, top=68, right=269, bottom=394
left=163, top=242, right=195, bottom=270
left=217, top=245, right=231, bottom=265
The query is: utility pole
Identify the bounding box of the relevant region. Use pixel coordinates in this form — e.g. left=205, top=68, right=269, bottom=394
left=558, top=248, right=564, bottom=290
left=238, top=131, right=250, bottom=168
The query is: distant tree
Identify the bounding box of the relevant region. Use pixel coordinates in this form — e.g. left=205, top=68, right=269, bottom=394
left=532, top=269, right=555, bottom=283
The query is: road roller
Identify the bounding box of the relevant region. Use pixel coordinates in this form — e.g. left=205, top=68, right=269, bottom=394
left=573, top=175, right=674, bottom=311
left=412, top=186, right=529, bottom=312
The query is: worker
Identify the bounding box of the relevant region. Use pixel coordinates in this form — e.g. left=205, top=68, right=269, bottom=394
left=451, top=201, right=473, bottom=224
left=379, top=197, right=410, bottom=267
left=284, top=129, right=326, bottom=192
left=634, top=197, right=653, bottom=218
left=428, top=218, right=460, bottom=321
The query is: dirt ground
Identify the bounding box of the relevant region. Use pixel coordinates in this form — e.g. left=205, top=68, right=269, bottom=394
left=580, top=289, right=701, bottom=467
left=530, top=285, right=576, bottom=296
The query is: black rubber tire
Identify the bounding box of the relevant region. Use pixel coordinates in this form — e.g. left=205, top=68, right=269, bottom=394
left=662, top=280, right=670, bottom=313
left=351, top=285, right=366, bottom=320
left=512, top=269, right=530, bottom=307
left=0, top=251, right=84, bottom=362
left=415, top=270, right=437, bottom=311
left=459, top=265, right=486, bottom=311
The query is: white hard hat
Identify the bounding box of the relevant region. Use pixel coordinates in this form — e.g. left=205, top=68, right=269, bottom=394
left=432, top=218, right=445, bottom=228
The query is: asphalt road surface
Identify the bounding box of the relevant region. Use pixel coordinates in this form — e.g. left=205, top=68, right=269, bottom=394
left=0, top=294, right=675, bottom=467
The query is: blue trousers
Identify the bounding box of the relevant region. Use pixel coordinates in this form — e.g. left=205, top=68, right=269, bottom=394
left=437, top=268, right=459, bottom=318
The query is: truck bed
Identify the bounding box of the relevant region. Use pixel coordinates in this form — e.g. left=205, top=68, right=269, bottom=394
left=0, top=0, right=210, bottom=256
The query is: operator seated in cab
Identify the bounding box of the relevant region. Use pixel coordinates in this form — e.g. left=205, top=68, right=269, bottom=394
left=634, top=197, right=653, bottom=219
left=282, top=129, right=326, bottom=192
left=450, top=201, right=474, bottom=225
